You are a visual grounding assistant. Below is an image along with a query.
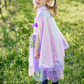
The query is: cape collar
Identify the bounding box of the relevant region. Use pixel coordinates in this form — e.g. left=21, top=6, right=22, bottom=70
left=36, top=5, right=47, bottom=13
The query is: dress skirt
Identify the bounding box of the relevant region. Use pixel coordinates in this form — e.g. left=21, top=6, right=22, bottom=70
left=28, top=34, right=65, bottom=83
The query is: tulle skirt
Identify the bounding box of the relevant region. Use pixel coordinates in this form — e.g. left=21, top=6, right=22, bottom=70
left=28, top=34, right=65, bottom=83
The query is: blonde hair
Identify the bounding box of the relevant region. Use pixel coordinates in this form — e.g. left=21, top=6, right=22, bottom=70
left=33, top=0, right=57, bottom=17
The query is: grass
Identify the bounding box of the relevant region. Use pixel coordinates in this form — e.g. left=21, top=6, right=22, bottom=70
left=0, top=0, right=84, bottom=84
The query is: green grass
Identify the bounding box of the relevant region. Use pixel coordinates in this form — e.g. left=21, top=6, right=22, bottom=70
left=0, top=0, right=84, bottom=84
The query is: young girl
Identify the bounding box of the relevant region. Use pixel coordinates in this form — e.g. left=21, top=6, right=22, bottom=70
left=29, top=0, right=69, bottom=84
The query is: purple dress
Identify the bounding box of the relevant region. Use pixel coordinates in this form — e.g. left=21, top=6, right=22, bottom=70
left=28, top=6, right=69, bottom=83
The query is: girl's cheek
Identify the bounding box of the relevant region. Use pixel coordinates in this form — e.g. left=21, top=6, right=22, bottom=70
left=33, top=0, right=35, bottom=4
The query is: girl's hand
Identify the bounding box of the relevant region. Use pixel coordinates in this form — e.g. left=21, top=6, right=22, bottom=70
left=35, top=51, right=40, bottom=59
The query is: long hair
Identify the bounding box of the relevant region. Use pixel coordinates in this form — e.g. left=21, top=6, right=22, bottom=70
left=33, top=0, right=57, bottom=17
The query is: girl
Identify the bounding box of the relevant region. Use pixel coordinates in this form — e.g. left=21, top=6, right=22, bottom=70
left=29, top=0, right=69, bottom=84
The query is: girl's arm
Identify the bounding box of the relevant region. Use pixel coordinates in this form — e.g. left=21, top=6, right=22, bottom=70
left=35, top=14, right=43, bottom=59
left=35, top=32, right=40, bottom=52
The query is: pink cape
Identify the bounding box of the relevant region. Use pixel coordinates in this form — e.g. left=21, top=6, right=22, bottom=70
left=29, top=6, right=69, bottom=83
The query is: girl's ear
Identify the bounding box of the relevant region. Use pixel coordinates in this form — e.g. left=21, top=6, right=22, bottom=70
left=46, top=0, right=51, bottom=5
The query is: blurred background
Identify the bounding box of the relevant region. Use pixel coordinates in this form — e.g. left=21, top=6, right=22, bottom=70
left=0, top=0, right=84, bottom=84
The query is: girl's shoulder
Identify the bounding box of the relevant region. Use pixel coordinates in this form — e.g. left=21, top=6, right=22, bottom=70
left=37, top=9, right=51, bottom=20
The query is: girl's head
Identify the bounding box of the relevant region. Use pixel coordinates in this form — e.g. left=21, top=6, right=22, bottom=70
left=33, top=0, right=57, bottom=17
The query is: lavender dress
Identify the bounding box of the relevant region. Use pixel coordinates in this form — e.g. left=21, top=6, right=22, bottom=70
left=28, top=6, right=69, bottom=83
